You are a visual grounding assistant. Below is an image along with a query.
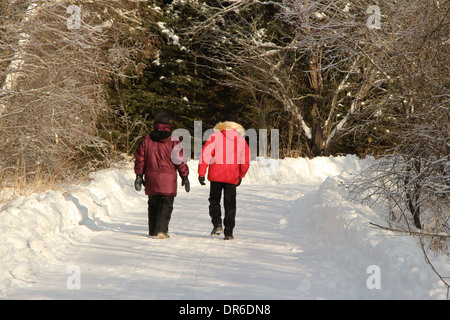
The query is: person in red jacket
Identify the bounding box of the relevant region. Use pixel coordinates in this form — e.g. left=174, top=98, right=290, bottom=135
left=134, top=111, right=190, bottom=239
left=198, top=114, right=250, bottom=240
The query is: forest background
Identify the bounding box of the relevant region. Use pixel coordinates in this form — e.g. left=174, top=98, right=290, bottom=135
left=0, top=0, right=448, bottom=234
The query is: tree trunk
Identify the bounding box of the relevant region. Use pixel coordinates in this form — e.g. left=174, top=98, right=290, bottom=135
left=310, top=106, right=324, bottom=156
left=406, top=160, right=422, bottom=229
left=308, top=50, right=324, bottom=156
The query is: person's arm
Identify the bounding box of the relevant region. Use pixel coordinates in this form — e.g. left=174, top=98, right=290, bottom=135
left=172, top=139, right=190, bottom=192
left=198, top=135, right=215, bottom=180
left=134, top=139, right=146, bottom=191
left=239, top=136, right=250, bottom=180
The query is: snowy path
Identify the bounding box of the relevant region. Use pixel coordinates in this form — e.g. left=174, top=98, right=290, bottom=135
left=2, top=157, right=449, bottom=299
left=7, top=183, right=324, bottom=299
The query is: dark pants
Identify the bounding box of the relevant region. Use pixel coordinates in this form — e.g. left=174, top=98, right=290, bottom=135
left=209, top=181, right=237, bottom=237
left=148, top=195, right=174, bottom=236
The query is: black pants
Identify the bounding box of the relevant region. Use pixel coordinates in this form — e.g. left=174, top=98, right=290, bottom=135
left=209, top=181, right=237, bottom=237
left=148, top=195, right=174, bottom=236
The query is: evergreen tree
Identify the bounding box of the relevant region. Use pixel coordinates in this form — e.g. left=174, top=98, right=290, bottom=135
left=105, top=0, right=250, bottom=154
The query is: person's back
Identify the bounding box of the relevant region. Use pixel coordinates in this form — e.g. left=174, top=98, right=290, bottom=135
left=199, top=121, right=250, bottom=185
left=135, top=122, right=188, bottom=197
left=198, top=115, right=250, bottom=240
left=134, top=112, right=189, bottom=239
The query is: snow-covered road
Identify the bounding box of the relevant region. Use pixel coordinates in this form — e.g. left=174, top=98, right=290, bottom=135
left=1, top=157, right=449, bottom=299
left=6, top=183, right=323, bottom=299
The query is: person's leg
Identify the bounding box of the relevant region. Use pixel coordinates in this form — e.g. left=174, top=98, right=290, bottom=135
left=223, top=183, right=237, bottom=238
left=208, top=181, right=223, bottom=228
left=156, top=195, right=174, bottom=237
left=148, top=195, right=159, bottom=236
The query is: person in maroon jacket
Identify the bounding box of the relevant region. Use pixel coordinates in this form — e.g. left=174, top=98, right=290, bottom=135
left=198, top=114, right=250, bottom=240
left=134, top=112, right=190, bottom=239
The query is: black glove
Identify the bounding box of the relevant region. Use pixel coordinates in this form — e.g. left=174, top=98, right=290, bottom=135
left=181, top=176, right=190, bottom=193
left=134, top=174, right=145, bottom=191
left=199, top=176, right=206, bottom=185
left=236, top=177, right=242, bottom=187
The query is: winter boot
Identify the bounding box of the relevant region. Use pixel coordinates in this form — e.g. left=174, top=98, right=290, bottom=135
left=157, top=232, right=170, bottom=239
left=224, top=235, right=234, bottom=240
left=211, top=225, right=223, bottom=236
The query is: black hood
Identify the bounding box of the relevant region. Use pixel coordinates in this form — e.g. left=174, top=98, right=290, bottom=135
left=150, top=123, right=172, bottom=141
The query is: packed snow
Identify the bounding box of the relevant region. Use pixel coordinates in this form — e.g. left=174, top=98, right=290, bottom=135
left=0, top=156, right=448, bottom=299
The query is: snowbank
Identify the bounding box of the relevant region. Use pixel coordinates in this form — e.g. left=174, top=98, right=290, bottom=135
left=185, top=154, right=368, bottom=186
left=290, top=176, right=449, bottom=299
left=0, top=168, right=138, bottom=295
left=246, top=155, right=366, bottom=184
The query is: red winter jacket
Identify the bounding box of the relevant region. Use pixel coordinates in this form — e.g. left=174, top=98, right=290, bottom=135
left=198, top=121, right=250, bottom=185
left=134, top=123, right=189, bottom=197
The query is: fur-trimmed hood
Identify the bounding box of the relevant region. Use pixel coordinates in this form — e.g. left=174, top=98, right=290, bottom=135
left=214, top=121, right=246, bottom=136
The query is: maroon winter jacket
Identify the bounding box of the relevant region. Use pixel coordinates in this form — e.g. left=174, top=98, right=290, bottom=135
left=134, top=123, right=189, bottom=197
